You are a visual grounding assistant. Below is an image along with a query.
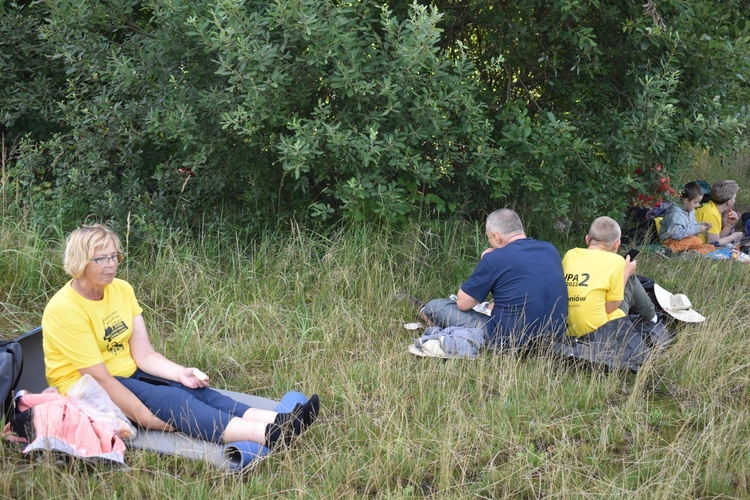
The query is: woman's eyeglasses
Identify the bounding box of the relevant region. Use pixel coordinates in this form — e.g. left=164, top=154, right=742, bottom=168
left=91, top=253, right=124, bottom=266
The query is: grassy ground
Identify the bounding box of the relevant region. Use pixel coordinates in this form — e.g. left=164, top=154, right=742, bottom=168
left=1, top=153, right=750, bottom=498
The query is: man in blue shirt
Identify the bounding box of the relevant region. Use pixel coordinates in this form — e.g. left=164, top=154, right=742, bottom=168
left=420, top=208, right=568, bottom=350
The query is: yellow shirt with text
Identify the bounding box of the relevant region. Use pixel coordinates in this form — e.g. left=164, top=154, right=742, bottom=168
left=42, top=278, right=143, bottom=394
left=562, top=248, right=626, bottom=337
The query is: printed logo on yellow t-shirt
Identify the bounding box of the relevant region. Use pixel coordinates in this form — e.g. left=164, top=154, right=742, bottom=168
left=103, top=311, right=129, bottom=355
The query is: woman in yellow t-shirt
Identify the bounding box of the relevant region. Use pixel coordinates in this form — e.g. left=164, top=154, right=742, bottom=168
left=695, top=180, right=743, bottom=246
left=42, top=224, right=319, bottom=446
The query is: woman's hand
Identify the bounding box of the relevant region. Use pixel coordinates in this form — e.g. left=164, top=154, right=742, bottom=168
left=178, top=367, right=210, bottom=389
left=130, top=315, right=211, bottom=387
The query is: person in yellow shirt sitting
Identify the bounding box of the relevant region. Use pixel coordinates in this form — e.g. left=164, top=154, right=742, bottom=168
left=695, top=180, right=743, bottom=246
left=562, top=216, right=658, bottom=337
left=43, top=224, right=319, bottom=448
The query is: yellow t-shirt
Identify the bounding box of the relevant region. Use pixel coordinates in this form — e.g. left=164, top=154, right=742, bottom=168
left=42, top=278, right=143, bottom=394
left=694, top=200, right=721, bottom=243
left=562, top=248, right=626, bottom=337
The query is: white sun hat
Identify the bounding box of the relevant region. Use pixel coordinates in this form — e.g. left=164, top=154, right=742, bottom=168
left=653, top=284, right=706, bottom=323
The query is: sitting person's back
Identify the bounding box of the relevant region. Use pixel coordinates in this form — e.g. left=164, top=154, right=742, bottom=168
left=563, top=246, right=626, bottom=336
left=466, top=236, right=568, bottom=345
left=563, top=216, right=657, bottom=337
left=419, top=208, right=568, bottom=350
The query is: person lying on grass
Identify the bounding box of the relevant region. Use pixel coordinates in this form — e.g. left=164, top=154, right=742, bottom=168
left=42, top=223, right=318, bottom=448
left=418, top=208, right=569, bottom=350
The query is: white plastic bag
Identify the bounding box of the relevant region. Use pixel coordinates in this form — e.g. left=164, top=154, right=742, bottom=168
left=67, top=374, right=137, bottom=439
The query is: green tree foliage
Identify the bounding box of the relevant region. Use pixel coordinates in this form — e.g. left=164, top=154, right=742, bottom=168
left=1, top=0, right=504, bottom=230
left=396, top=0, right=750, bottom=217
left=1, top=0, right=749, bottom=230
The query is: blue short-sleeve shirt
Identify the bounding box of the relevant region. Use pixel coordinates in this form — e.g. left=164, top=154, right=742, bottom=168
left=460, top=238, right=568, bottom=344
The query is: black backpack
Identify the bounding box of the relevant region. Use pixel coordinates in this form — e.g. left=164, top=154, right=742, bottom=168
left=0, top=340, right=23, bottom=421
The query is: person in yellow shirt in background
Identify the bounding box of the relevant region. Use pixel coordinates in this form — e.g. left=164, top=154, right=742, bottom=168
left=695, top=180, right=743, bottom=246
left=563, top=217, right=658, bottom=337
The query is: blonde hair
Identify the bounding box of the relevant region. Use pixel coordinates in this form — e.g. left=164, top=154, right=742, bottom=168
left=587, top=216, right=621, bottom=245
left=710, top=180, right=739, bottom=204
left=64, top=224, right=123, bottom=278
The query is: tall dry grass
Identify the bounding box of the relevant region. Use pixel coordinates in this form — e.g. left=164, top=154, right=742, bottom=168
left=1, top=151, right=749, bottom=497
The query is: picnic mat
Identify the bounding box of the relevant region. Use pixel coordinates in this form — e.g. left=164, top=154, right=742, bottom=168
left=14, top=327, right=305, bottom=470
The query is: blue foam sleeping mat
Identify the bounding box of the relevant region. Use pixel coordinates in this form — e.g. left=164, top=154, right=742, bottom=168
left=14, top=327, right=305, bottom=471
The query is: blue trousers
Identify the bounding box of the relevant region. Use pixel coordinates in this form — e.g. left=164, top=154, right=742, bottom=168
left=117, top=369, right=252, bottom=443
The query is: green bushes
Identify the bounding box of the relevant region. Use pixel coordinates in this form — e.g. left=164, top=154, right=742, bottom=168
left=1, top=0, right=749, bottom=232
